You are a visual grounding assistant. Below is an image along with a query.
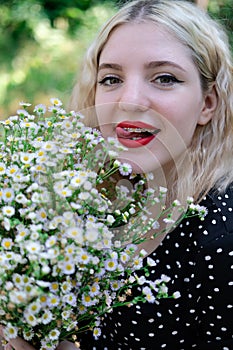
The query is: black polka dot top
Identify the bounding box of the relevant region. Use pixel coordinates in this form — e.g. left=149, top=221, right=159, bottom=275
left=80, top=184, right=233, bottom=350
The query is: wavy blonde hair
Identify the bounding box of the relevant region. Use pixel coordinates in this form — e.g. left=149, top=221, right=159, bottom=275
left=69, top=0, right=233, bottom=202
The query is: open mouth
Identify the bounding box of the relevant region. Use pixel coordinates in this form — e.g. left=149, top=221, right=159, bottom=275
left=116, top=121, right=161, bottom=148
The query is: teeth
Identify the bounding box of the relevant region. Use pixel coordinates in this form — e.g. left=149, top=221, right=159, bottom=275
left=123, top=127, right=154, bottom=133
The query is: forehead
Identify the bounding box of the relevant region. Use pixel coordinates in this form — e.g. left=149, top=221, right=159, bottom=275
left=99, top=22, right=192, bottom=63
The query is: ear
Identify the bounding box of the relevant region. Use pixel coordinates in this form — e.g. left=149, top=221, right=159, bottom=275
left=198, top=85, right=218, bottom=126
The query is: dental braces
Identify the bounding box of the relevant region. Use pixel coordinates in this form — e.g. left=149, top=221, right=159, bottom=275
left=123, top=127, right=161, bottom=134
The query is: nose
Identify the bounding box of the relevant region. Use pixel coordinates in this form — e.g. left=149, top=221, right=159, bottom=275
left=118, top=79, right=150, bottom=112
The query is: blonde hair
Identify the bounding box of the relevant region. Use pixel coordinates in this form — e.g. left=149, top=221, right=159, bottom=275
left=69, top=0, right=233, bottom=201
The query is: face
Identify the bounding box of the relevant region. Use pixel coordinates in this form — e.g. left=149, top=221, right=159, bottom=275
left=95, top=22, right=213, bottom=175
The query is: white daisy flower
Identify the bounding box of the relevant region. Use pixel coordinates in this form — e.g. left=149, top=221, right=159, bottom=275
left=81, top=293, right=96, bottom=307
left=61, top=310, right=71, bottom=320
left=36, top=149, right=46, bottom=158
left=0, top=162, right=6, bottom=175
left=42, top=141, right=58, bottom=154
left=152, top=220, right=160, bottom=229
left=66, top=320, right=78, bottom=331
left=132, top=256, right=143, bottom=270
left=160, top=274, right=171, bottom=283
left=62, top=293, right=77, bottom=306
left=5, top=281, right=14, bottom=291
left=41, top=310, right=54, bottom=325
left=45, top=236, right=57, bottom=248
left=6, top=165, right=19, bottom=177
left=19, top=101, right=31, bottom=107
left=61, top=119, right=73, bottom=130
left=70, top=174, right=86, bottom=188
left=59, top=147, right=72, bottom=154
left=172, top=199, right=181, bottom=207
left=159, top=186, right=168, bottom=194
left=57, top=186, right=72, bottom=198
left=20, top=152, right=35, bottom=164
left=27, top=301, right=41, bottom=314
left=24, top=313, right=38, bottom=326
left=147, top=257, right=157, bottom=267
left=187, top=196, right=194, bottom=204
left=86, top=215, right=97, bottom=223
left=36, top=208, right=47, bottom=222
left=34, top=104, right=46, bottom=114
left=106, top=214, right=115, bottom=225
left=48, top=282, right=59, bottom=293
left=41, top=265, right=51, bottom=274
left=2, top=188, right=15, bottom=202
left=3, top=217, right=11, bottom=230
left=159, top=284, right=169, bottom=294
left=1, top=238, right=13, bottom=250
left=77, top=251, right=90, bottom=265
left=48, top=295, right=60, bottom=308
left=61, top=281, right=72, bottom=294
left=62, top=260, right=75, bottom=275
left=17, top=109, right=29, bottom=117
left=31, top=192, right=41, bottom=203
left=83, top=180, right=92, bottom=191
left=2, top=205, right=15, bottom=217
left=12, top=273, right=23, bottom=286
left=89, top=282, right=100, bottom=297
left=66, top=227, right=84, bottom=244
left=128, top=275, right=136, bottom=283
left=78, top=192, right=90, bottom=200
left=50, top=98, right=62, bottom=107
left=163, top=218, right=175, bottom=224
left=119, top=162, right=132, bottom=176
left=23, top=329, right=34, bottom=341
left=110, top=280, right=123, bottom=291
left=26, top=241, right=41, bottom=254
left=142, top=286, right=155, bottom=303
left=104, top=259, right=118, bottom=271
left=173, top=291, right=181, bottom=299
left=120, top=252, right=130, bottom=264
left=15, top=193, right=28, bottom=204
left=4, top=324, right=18, bottom=340
left=20, top=121, right=39, bottom=133
left=85, top=228, right=99, bottom=242
left=93, top=327, right=101, bottom=340
left=38, top=294, right=49, bottom=306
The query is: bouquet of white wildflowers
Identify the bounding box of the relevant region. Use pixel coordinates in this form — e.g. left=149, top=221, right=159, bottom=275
left=0, top=99, right=207, bottom=350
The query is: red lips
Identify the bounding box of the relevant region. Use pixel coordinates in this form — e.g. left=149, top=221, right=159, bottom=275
left=116, top=121, right=160, bottom=148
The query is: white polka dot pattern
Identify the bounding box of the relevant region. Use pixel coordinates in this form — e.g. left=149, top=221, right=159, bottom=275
left=80, top=185, right=233, bottom=349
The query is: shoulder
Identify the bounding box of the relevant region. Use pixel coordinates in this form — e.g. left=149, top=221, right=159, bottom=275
left=205, top=182, right=233, bottom=233
left=183, top=183, right=233, bottom=248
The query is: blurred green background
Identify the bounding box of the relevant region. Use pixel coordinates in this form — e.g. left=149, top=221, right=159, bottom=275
left=0, top=0, right=232, bottom=118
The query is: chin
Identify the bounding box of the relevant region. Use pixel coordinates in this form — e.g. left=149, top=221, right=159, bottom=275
left=117, top=154, right=162, bottom=175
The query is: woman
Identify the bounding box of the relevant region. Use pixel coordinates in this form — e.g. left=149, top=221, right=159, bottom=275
left=1, top=0, right=233, bottom=349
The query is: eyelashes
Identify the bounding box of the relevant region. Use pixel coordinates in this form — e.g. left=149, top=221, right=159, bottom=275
left=98, top=74, right=184, bottom=87
left=153, top=74, right=184, bottom=85
left=98, top=76, right=122, bottom=86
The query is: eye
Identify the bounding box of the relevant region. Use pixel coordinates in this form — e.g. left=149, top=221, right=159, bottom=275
left=98, top=76, right=122, bottom=86
left=153, top=74, right=184, bottom=86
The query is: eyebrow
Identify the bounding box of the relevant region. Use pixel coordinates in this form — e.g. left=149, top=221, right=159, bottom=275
left=98, top=61, right=186, bottom=73
left=98, top=63, right=122, bottom=71
left=146, top=61, right=187, bottom=72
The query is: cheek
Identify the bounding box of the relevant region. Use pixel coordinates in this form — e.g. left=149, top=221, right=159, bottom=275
left=95, top=89, right=108, bottom=107
left=95, top=103, right=116, bottom=132
left=161, top=105, right=201, bottom=145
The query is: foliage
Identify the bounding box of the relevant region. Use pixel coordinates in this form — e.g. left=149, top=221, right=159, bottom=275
left=208, top=0, right=233, bottom=49
left=0, top=0, right=232, bottom=117
left=0, top=0, right=116, bottom=118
